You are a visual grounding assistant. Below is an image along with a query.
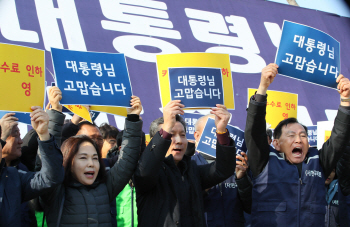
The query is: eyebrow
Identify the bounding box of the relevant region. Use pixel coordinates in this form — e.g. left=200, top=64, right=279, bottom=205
left=286, top=131, right=307, bottom=134
left=78, top=153, right=98, bottom=156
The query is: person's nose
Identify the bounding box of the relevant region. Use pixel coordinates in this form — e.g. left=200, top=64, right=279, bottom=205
left=87, top=157, right=94, bottom=167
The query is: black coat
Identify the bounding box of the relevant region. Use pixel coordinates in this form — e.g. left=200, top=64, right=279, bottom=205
left=134, top=132, right=236, bottom=227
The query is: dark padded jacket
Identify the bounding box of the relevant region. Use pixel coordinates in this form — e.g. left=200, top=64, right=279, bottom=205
left=40, top=119, right=142, bottom=227
left=134, top=132, right=236, bottom=227
left=0, top=136, right=64, bottom=226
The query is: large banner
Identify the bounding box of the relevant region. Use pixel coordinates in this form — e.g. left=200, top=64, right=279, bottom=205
left=1, top=0, right=349, bottom=134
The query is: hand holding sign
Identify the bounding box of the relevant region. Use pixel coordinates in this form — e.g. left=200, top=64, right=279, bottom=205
left=337, top=74, right=350, bottom=106
left=30, top=106, right=50, bottom=141
left=210, top=104, right=230, bottom=133
left=0, top=113, right=18, bottom=141
left=128, top=96, right=142, bottom=116
left=258, top=63, right=278, bottom=95
left=48, top=86, right=63, bottom=112
left=162, top=100, right=185, bottom=134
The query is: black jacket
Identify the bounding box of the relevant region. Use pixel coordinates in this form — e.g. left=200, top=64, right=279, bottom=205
left=134, top=132, right=236, bottom=227
left=337, top=146, right=350, bottom=196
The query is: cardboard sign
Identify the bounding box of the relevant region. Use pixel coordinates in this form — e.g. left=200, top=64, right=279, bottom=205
left=51, top=48, right=132, bottom=107
left=248, top=88, right=298, bottom=129
left=64, top=105, right=92, bottom=123
left=307, top=125, right=317, bottom=147
left=317, top=121, right=334, bottom=149
left=183, top=112, right=204, bottom=140
left=275, top=21, right=340, bottom=89
left=156, top=53, right=234, bottom=109
left=0, top=43, right=45, bottom=113
left=196, top=118, right=246, bottom=158
left=90, top=106, right=128, bottom=117
left=0, top=112, right=31, bottom=125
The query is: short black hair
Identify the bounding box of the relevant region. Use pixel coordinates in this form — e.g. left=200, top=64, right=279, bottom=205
left=266, top=129, right=273, bottom=140
left=77, top=121, right=98, bottom=131
left=273, top=118, right=308, bottom=139
left=99, top=123, right=119, bottom=140
left=149, top=115, right=186, bottom=138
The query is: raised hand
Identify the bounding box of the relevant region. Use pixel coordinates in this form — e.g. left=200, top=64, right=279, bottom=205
left=162, top=100, right=184, bottom=133
left=210, top=104, right=230, bottom=133
left=30, top=106, right=50, bottom=141
left=235, top=152, right=249, bottom=179
left=337, top=74, right=350, bottom=106
left=128, top=96, right=143, bottom=115
left=48, top=86, right=62, bottom=112
left=257, top=63, right=279, bottom=95
left=0, top=113, right=18, bottom=141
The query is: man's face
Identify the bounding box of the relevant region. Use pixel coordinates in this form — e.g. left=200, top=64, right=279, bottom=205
left=2, top=126, right=23, bottom=161
left=101, top=136, right=117, bottom=158
left=273, top=123, right=309, bottom=164
left=166, top=122, right=188, bottom=165
left=77, top=124, right=103, bottom=149
left=194, top=116, right=214, bottom=147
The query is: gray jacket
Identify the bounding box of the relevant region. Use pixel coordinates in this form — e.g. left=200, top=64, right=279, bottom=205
left=40, top=119, right=142, bottom=227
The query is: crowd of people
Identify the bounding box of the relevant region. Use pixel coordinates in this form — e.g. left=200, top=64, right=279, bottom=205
left=1, top=63, right=350, bottom=227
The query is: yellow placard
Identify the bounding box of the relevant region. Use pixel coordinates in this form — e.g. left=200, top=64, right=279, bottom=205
left=0, top=43, right=45, bottom=113
left=145, top=134, right=151, bottom=147
left=324, top=130, right=331, bottom=142
left=156, top=53, right=234, bottom=109
left=90, top=106, right=128, bottom=117
left=64, top=105, right=92, bottom=123
left=248, top=89, right=298, bottom=129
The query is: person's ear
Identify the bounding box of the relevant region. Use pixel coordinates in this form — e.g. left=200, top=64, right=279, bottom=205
left=273, top=139, right=280, bottom=151
left=194, top=131, right=200, bottom=142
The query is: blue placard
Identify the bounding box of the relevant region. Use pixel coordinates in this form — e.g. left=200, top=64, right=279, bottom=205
left=51, top=48, right=133, bottom=106
left=169, top=67, right=224, bottom=108
left=275, top=21, right=340, bottom=89
left=0, top=112, right=31, bottom=125
left=183, top=112, right=204, bottom=140
left=196, top=118, right=247, bottom=158
left=307, top=125, right=317, bottom=147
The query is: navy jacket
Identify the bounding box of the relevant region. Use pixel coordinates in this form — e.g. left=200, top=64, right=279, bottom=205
left=192, top=152, right=246, bottom=227
left=0, top=136, right=64, bottom=226
left=325, top=180, right=339, bottom=227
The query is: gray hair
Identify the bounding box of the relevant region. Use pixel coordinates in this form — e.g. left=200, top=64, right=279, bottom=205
left=194, top=114, right=215, bottom=132
left=149, top=115, right=187, bottom=138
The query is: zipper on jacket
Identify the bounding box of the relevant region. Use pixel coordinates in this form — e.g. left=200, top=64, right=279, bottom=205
left=182, top=176, right=184, bottom=182
left=219, top=183, right=223, bottom=197
left=297, top=178, right=302, bottom=227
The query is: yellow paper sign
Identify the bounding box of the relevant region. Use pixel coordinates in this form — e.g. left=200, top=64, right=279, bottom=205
left=156, top=53, right=234, bottom=109
left=145, top=134, right=151, bottom=147
left=0, top=43, right=45, bottom=112
left=64, top=105, right=92, bottom=123
left=324, top=130, right=331, bottom=142
left=90, top=106, right=128, bottom=117
left=248, top=89, right=298, bottom=129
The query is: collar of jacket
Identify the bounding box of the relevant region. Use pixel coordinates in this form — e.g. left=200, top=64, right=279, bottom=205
left=164, top=154, right=190, bottom=173
left=69, top=180, right=100, bottom=189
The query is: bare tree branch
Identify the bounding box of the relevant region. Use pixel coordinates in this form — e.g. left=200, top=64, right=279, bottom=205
left=286, top=0, right=299, bottom=6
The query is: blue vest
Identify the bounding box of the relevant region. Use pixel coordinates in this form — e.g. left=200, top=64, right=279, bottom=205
left=192, top=153, right=245, bottom=227
left=252, top=147, right=326, bottom=227
left=338, top=188, right=350, bottom=227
